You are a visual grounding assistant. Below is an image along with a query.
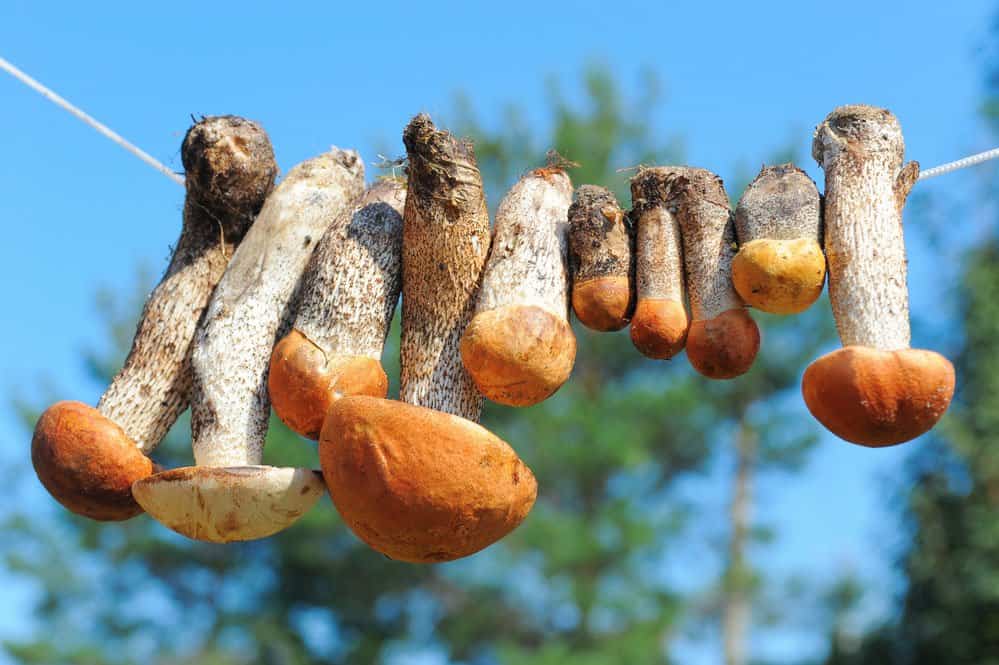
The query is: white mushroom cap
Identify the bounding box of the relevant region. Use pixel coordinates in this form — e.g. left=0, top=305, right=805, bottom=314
left=132, top=465, right=326, bottom=543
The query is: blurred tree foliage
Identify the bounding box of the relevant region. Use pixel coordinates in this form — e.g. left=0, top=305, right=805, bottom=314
left=4, top=64, right=831, bottom=665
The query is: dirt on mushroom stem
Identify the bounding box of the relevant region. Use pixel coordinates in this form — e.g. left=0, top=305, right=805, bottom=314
left=568, top=184, right=635, bottom=332
left=31, top=116, right=277, bottom=522
left=628, top=167, right=689, bottom=359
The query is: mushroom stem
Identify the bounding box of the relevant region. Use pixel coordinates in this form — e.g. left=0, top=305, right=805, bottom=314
left=803, top=105, right=954, bottom=447
left=813, top=106, right=917, bottom=350
left=568, top=185, right=635, bottom=331
left=31, top=116, right=277, bottom=521
left=629, top=167, right=689, bottom=359
left=191, top=149, right=365, bottom=466
left=665, top=167, right=760, bottom=379
left=400, top=113, right=490, bottom=420
left=460, top=166, right=576, bottom=406
left=269, top=178, right=406, bottom=438
left=732, top=164, right=824, bottom=315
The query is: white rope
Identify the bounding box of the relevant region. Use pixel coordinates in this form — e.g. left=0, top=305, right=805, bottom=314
left=918, top=147, right=999, bottom=181
left=5, top=54, right=999, bottom=188
left=0, top=56, right=184, bottom=186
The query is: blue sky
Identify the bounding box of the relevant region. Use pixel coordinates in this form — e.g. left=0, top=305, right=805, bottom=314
left=1, top=1, right=995, bottom=663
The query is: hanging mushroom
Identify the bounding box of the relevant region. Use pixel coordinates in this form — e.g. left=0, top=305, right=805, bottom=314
left=132, top=149, right=364, bottom=542
left=31, top=116, right=277, bottom=521
left=732, top=164, right=824, bottom=315
left=269, top=178, right=406, bottom=439
left=802, top=105, right=955, bottom=446
left=319, top=114, right=537, bottom=563
left=628, top=167, right=689, bottom=359
left=460, top=164, right=576, bottom=406
left=666, top=167, right=760, bottom=379
left=568, top=185, right=635, bottom=331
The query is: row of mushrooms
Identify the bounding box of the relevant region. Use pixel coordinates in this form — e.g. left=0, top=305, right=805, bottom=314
left=31, top=105, right=956, bottom=563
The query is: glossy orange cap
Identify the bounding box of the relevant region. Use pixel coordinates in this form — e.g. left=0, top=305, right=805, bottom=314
left=320, top=395, right=537, bottom=563
left=802, top=346, right=955, bottom=447
left=461, top=304, right=576, bottom=407
left=686, top=309, right=760, bottom=379
left=31, top=401, right=155, bottom=521
left=630, top=298, right=689, bottom=360
left=268, top=329, right=388, bottom=440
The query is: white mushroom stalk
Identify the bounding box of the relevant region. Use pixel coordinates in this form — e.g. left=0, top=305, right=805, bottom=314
left=802, top=105, right=954, bottom=447
left=461, top=165, right=576, bottom=406
left=133, top=149, right=365, bottom=542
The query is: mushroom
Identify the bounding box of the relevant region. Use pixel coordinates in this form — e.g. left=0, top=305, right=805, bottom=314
left=628, top=167, right=690, bottom=359
left=132, top=149, right=364, bottom=542
left=31, top=116, right=277, bottom=521
left=732, top=164, right=824, bottom=314
left=460, top=165, right=576, bottom=406
left=666, top=167, right=760, bottom=379
left=319, top=114, right=537, bottom=563
left=568, top=185, right=635, bottom=331
left=802, top=105, right=955, bottom=447
left=269, top=178, right=406, bottom=439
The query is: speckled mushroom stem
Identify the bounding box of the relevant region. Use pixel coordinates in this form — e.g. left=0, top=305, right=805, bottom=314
left=460, top=166, right=576, bottom=406
left=191, top=149, right=365, bottom=466
left=666, top=168, right=740, bottom=320
left=628, top=167, right=689, bottom=359
left=269, top=178, right=406, bottom=438
left=732, top=164, right=824, bottom=315
left=802, top=105, right=953, bottom=448
left=400, top=114, right=490, bottom=421
left=98, top=116, right=277, bottom=452
left=665, top=167, right=759, bottom=379
left=812, top=106, right=919, bottom=350
left=295, top=179, right=405, bottom=354
left=735, top=164, right=821, bottom=243
left=568, top=185, right=635, bottom=331
left=475, top=168, right=571, bottom=320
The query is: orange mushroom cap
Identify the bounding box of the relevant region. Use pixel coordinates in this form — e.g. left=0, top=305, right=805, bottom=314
left=629, top=298, right=689, bottom=360
left=320, top=395, right=537, bottom=563
left=31, top=401, right=155, bottom=521
left=732, top=238, right=826, bottom=315
left=268, top=329, right=388, bottom=440
left=571, top=276, right=633, bottom=332
left=802, top=346, right=955, bottom=447
left=686, top=309, right=760, bottom=379
left=461, top=304, right=576, bottom=407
